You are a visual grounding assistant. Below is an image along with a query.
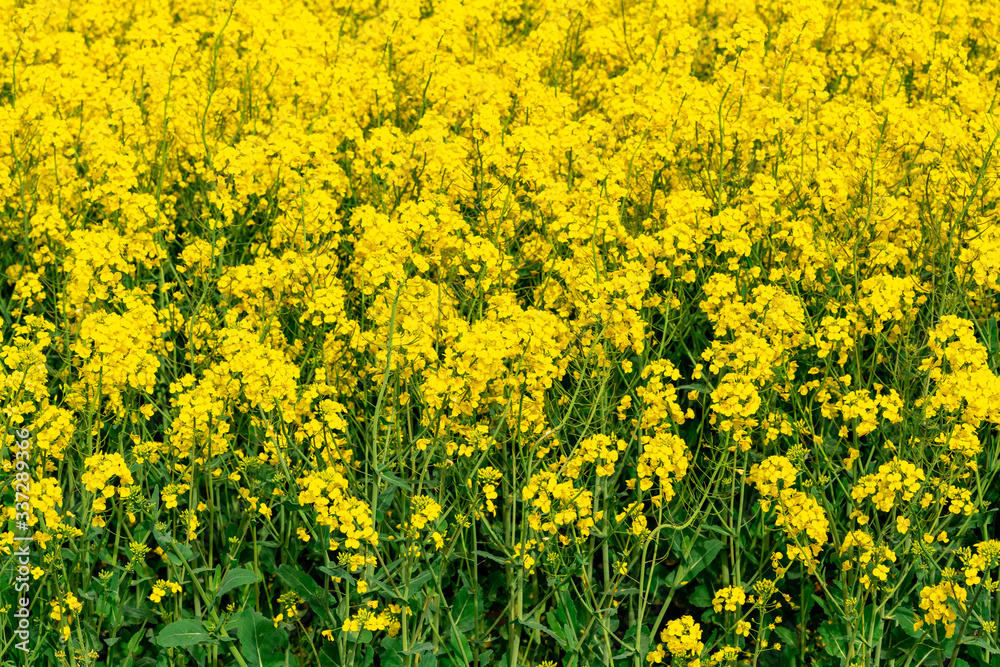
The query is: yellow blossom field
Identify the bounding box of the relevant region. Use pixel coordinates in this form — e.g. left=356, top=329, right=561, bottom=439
left=2, top=0, right=1000, bottom=665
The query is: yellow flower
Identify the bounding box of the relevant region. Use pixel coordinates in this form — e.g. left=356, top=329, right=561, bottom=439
left=918, top=582, right=967, bottom=638
left=712, top=586, right=747, bottom=613
left=660, top=616, right=704, bottom=657
left=844, top=447, right=860, bottom=470
left=149, top=580, right=181, bottom=603
left=646, top=643, right=666, bottom=664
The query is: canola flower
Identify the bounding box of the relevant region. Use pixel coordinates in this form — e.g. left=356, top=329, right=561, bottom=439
left=1, top=0, right=1000, bottom=664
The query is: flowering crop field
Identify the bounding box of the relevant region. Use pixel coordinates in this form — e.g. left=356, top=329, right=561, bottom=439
left=2, top=0, right=1000, bottom=665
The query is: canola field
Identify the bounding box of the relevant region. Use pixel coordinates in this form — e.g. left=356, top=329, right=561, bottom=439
left=2, top=0, right=1000, bottom=665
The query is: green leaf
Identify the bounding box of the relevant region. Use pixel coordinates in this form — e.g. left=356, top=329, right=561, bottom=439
left=553, top=590, right=580, bottom=651
left=379, top=637, right=405, bottom=667
left=561, top=621, right=578, bottom=652
left=702, top=524, right=736, bottom=538
left=380, top=650, right=404, bottom=667
left=676, top=383, right=710, bottom=393
left=276, top=564, right=323, bottom=607
left=157, top=620, right=211, bottom=648
left=401, top=643, right=437, bottom=655
left=857, top=605, right=883, bottom=648
left=121, top=604, right=155, bottom=625
left=449, top=628, right=472, bottom=667
left=810, top=593, right=832, bottom=617
left=376, top=465, right=412, bottom=492
left=518, top=618, right=564, bottom=647
left=319, top=565, right=354, bottom=582
left=886, top=606, right=921, bottom=638
left=819, top=620, right=849, bottom=659
left=377, top=486, right=398, bottom=512
left=474, top=550, right=508, bottom=565
left=213, top=566, right=259, bottom=603
left=235, top=609, right=285, bottom=667
left=775, top=626, right=797, bottom=648
left=406, top=570, right=434, bottom=598
left=689, top=585, right=712, bottom=608
left=451, top=585, right=477, bottom=633
left=367, top=576, right=401, bottom=600
left=665, top=539, right=724, bottom=587
left=964, top=636, right=1000, bottom=655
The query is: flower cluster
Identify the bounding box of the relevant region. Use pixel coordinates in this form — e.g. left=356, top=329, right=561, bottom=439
left=851, top=457, right=925, bottom=512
